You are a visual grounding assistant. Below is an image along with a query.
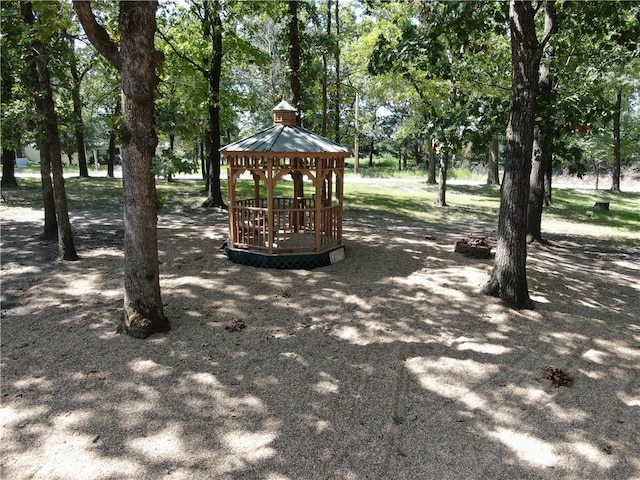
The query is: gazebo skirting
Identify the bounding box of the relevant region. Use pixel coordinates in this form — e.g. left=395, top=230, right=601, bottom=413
left=225, top=245, right=345, bottom=269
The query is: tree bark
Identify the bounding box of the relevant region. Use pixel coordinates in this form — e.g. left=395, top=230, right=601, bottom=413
left=435, top=151, right=448, bottom=207
left=202, top=0, right=226, bottom=208
left=1, top=148, right=18, bottom=188
left=482, top=0, right=547, bottom=310
left=36, top=127, right=58, bottom=240
left=427, top=139, right=437, bottom=184
left=22, top=1, right=78, bottom=260
left=70, top=43, right=90, bottom=178
left=543, top=157, right=552, bottom=206
left=486, top=137, right=500, bottom=185
left=321, top=0, right=331, bottom=136
left=334, top=0, right=340, bottom=142
left=75, top=0, right=170, bottom=338
left=107, top=129, right=116, bottom=178
left=1, top=54, right=18, bottom=188
left=527, top=8, right=556, bottom=244
left=288, top=0, right=302, bottom=125
left=527, top=124, right=545, bottom=243
left=611, top=89, right=621, bottom=192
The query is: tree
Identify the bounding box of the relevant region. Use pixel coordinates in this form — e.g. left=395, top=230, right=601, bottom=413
left=483, top=0, right=556, bottom=309
left=21, top=1, right=79, bottom=260
left=74, top=0, right=170, bottom=338
left=69, top=40, right=92, bottom=178
left=527, top=4, right=557, bottom=244
left=1, top=6, right=21, bottom=189
left=288, top=0, right=302, bottom=123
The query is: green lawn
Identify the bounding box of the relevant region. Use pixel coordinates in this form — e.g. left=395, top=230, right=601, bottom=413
left=4, top=172, right=638, bottom=243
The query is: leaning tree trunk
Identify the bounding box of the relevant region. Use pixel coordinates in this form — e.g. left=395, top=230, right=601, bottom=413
left=611, top=89, right=621, bottom=192
left=482, top=0, right=547, bottom=310
left=22, top=1, right=78, bottom=260
left=202, top=0, right=226, bottom=208
left=435, top=150, right=449, bottom=207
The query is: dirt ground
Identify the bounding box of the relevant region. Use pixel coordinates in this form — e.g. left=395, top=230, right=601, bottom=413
left=1, top=177, right=639, bottom=479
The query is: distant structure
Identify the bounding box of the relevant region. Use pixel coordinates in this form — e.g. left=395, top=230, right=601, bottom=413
left=221, top=100, right=349, bottom=269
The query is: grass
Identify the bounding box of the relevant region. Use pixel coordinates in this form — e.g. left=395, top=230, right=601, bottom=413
left=3, top=171, right=638, bottom=243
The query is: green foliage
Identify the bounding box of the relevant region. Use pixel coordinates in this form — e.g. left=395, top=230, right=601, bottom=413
left=153, top=149, right=199, bottom=180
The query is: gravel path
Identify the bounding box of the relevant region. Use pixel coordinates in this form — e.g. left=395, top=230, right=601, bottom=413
left=1, top=179, right=639, bottom=480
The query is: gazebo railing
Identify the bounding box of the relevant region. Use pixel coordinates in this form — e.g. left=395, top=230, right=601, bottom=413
left=231, top=196, right=341, bottom=253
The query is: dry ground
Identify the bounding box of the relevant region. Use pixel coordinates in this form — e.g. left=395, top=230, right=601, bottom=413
left=1, top=178, right=639, bottom=479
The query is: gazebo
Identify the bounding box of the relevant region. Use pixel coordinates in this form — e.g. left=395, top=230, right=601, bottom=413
left=221, top=101, right=350, bottom=269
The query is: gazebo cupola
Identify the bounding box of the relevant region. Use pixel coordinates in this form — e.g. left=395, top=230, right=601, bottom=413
left=221, top=101, right=350, bottom=269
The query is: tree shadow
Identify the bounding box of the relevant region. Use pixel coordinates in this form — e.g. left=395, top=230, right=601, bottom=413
left=1, top=202, right=638, bottom=479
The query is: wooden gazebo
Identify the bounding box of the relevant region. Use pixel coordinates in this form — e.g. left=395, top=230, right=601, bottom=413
left=221, top=101, right=350, bottom=269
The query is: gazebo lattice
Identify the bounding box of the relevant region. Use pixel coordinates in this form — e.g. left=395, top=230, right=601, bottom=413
left=221, top=101, right=350, bottom=269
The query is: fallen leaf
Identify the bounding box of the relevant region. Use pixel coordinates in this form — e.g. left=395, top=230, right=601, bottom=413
left=393, top=415, right=405, bottom=425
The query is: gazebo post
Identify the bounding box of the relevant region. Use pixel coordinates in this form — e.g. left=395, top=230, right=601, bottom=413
left=314, top=158, right=323, bottom=252
left=252, top=171, right=260, bottom=207
left=267, top=156, right=275, bottom=255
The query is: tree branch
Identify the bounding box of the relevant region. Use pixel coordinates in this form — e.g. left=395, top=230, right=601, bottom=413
left=156, top=29, right=208, bottom=77
left=72, top=1, right=121, bottom=71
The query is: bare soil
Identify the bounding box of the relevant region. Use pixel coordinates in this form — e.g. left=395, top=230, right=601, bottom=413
left=1, top=178, right=639, bottom=480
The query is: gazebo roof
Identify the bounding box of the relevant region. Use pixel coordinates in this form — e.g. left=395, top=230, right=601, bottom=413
left=221, top=100, right=350, bottom=155
left=221, top=125, right=350, bottom=155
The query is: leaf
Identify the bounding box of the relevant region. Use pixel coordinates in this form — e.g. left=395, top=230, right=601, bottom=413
left=393, top=415, right=405, bottom=425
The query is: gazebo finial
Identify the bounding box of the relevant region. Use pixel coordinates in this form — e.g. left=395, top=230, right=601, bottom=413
left=272, top=100, right=297, bottom=126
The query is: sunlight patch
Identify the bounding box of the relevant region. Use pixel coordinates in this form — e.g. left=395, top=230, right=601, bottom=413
left=223, top=430, right=277, bottom=462
left=128, top=359, right=173, bottom=378
left=128, top=425, right=185, bottom=460
left=456, top=341, right=511, bottom=355
left=406, top=356, right=500, bottom=409
left=488, top=427, right=560, bottom=467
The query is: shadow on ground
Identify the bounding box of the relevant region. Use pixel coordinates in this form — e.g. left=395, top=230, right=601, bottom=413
left=1, top=201, right=639, bottom=480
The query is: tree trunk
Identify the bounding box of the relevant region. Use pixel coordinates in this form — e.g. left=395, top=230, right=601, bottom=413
left=334, top=0, right=340, bottom=142
left=435, top=151, right=448, bottom=207
left=118, top=2, right=170, bottom=337
left=543, top=158, right=552, bottom=206
left=202, top=0, right=226, bottom=208
left=70, top=44, right=90, bottom=178
left=527, top=124, right=545, bottom=243
left=22, top=1, right=78, bottom=260
left=486, top=137, right=500, bottom=185
left=527, top=11, right=556, bottom=244
left=321, top=0, right=331, bottom=136
left=1, top=148, right=18, bottom=188
left=36, top=128, right=58, bottom=240
left=74, top=0, right=170, bottom=337
left=288, top=0, right=302, bottom=124
left=427, top=139, right=437, bottom=184
left=1, top=47, right=19, bottom=188
left=483, top=0, right=546, bottom=310
left=611, top=89, right=621, bottom=192
left=107, top=129, right=116, bottom=178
